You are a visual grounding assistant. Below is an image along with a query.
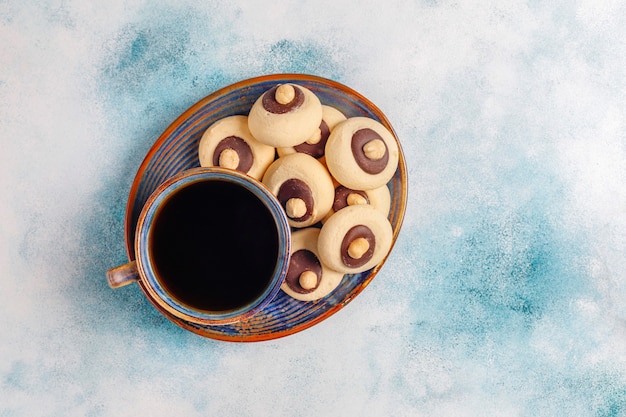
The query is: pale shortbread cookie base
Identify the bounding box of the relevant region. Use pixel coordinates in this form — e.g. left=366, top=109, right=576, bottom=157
left=198, top=115, right=276, bottom=180
left=248, top=84, right=323, bottom=148
left=262, top=153, right=334, bottom=228
left=325, top=117, right=399, bottom=190
left=317, top=204, right=393, bottom=274
left=277, top=105, right=347, bottom=159
left=280, top=228, right=345, bottom=302
left=322, top=105, right=349, bottom=130
left=362, top=184, right=391, bottom=216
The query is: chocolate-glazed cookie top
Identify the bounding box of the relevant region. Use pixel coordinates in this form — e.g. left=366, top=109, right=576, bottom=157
left=212, top=136, right=254, bottom=173
left=293, top=120, right=330, bottom=159
left=277, top=178, right=315, bottom=222
left=332, top=185, right=369, bottom=212
left=340, top=225, right=376, bottom=268
left=351, top=128, right=389, bottom=175
left=262, top=84, right=305, bottom=114
left=284, top=249, right=323, bottom=294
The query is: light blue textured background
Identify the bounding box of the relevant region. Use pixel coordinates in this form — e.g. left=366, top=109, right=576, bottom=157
left=1, top=1, right=625, bottom=416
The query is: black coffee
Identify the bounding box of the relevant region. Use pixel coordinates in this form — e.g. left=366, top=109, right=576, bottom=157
left=150, top=180, right=280, bottom=312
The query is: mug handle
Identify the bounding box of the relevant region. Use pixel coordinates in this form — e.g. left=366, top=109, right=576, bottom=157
left=106, top=261, right=139, bottom=288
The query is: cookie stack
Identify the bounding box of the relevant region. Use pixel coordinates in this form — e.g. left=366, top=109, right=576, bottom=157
left=198, top=83, right=398, bottom=302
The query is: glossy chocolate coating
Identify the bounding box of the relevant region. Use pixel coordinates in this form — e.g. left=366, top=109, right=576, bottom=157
left=340, top=225, right=376, bottom=268
left=212, top=136, right=254, bottom=172
left=262, top=85, right=305, bottom=114
left=332, top=185, right=369, bottom=212
left=276, top=178, right=314, bottom=222
left=351, top=128, right=389, bottom=174
left=284, top=249, right=322, bottom=294
left=293, top=120, right=330, bottom=159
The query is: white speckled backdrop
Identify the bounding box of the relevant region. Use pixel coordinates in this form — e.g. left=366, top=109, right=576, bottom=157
left=1, top=1, right=625, bottom=416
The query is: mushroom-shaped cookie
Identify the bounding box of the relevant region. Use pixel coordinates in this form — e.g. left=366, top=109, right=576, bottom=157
left=262, top=153, right=334, bottom=228
left=317, top=204, right=393, bottom=274
left=198, top=115, right=276, bottom=180
left=281, top=228, right=345, bottom=301
left=325, top=182, right=391, bottom=221
left=248, top=83, right=323, bottom=148
left=277, top=105, right=347, bottom=160
left=325, top=117, right=399, bottom=190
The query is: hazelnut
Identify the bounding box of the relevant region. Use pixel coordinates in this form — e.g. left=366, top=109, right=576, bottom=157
left=275, top=84, right=296, bottom=105
left=347, top=193, right=368, bottom=206
left=285, top=198, right=307, bottom=219
left=218, top=148, right=240, bottom=169
left=363, top=139, right=386, bottom=160
left=348, top=237, right=370, bottom=259
left=299, top=270, right=318, bottom=290
left=305, top=128, right=322, bottom=145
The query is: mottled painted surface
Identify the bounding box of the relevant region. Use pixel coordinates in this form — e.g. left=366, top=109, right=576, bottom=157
left=1, top=0, right=625, bottom=416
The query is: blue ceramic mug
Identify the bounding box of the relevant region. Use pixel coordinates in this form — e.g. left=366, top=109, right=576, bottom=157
left=106, top=167, right=291, bottom=326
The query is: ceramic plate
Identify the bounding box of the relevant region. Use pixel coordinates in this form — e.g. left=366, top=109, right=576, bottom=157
left=124, top=74, right=408, bottom=341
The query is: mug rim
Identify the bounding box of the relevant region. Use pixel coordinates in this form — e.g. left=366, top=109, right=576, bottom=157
left=134, top=167, right=292, bottom=325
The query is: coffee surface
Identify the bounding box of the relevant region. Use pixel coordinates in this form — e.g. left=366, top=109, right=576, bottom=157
left=150, top=180, right=279, bottom=312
